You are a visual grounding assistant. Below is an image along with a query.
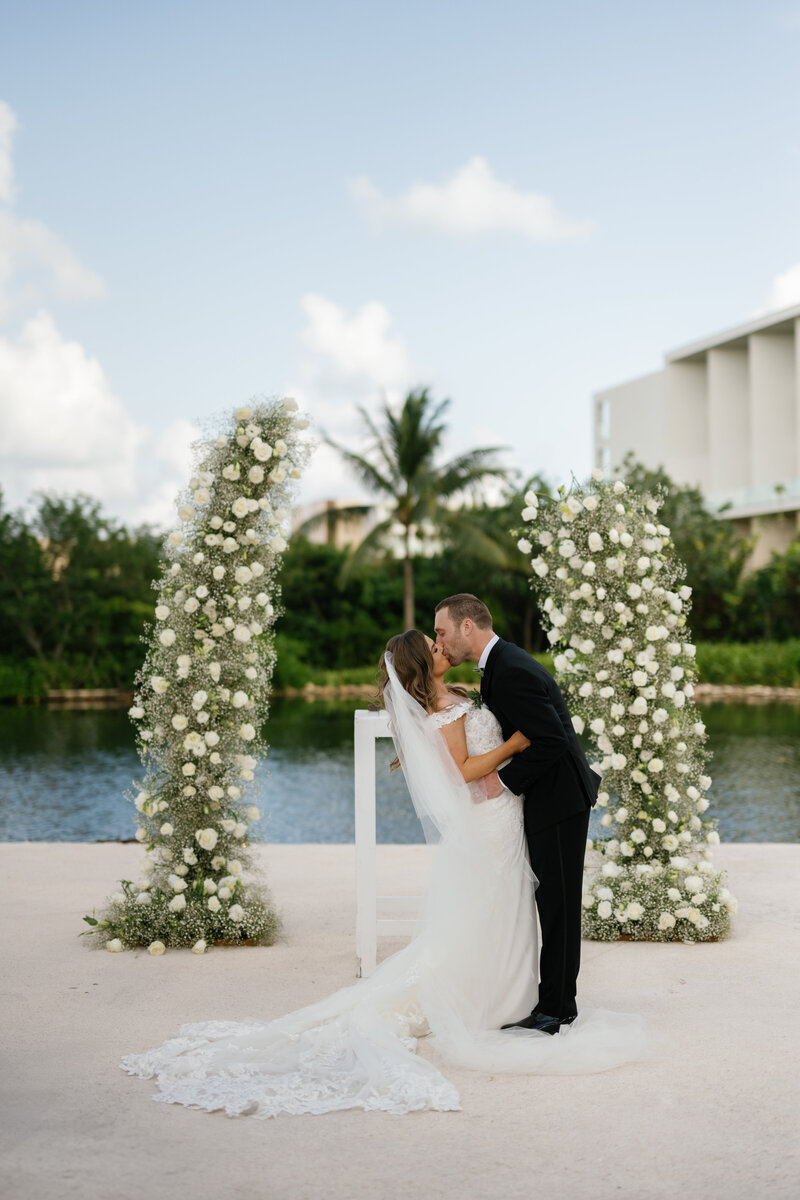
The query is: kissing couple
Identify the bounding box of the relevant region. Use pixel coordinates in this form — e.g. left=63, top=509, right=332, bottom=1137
left=122, top=594, right=647, bottom=1118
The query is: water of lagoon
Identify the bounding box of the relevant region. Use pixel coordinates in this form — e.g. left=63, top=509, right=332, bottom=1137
left=0, top=700, right=798, bottom=844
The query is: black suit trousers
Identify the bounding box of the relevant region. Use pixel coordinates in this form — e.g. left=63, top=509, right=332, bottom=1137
left=525, top=805, right=591, bottom=1019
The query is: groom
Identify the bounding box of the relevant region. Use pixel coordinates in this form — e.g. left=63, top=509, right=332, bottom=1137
left=434, top=593, right=600, bottom=1035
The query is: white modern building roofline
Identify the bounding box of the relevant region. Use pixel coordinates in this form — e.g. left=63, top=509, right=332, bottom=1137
left=594, top=304, right=800, bottom=568
left=665, top=302, right=800, bottom=364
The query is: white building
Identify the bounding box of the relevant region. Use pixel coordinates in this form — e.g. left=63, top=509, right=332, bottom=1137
left=291, top=499, right=441, bottom=557
left=291, top=499, right=377, bottom=550
left=594, top=303, right=800, bottom=567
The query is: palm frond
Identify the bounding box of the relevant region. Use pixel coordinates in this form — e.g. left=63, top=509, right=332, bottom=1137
left=337, top=517, right=396, bottom=585
left=323, top=438, right=395, bottom=497
left=435, top=508, right=513, bottom=567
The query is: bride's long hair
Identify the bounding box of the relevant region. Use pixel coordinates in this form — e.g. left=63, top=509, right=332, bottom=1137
left=376, top=630, right=439, bottom=715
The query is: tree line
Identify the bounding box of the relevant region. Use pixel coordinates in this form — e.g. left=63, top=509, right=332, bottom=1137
left=1, top=467, right=798, bottom=699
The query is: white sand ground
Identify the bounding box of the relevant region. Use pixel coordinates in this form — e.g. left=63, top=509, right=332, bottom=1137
left=0, top=842, right=798, bottom=1200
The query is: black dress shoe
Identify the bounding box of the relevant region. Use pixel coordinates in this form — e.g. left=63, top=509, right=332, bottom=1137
left=501, top=1011, right=578, bottom=1035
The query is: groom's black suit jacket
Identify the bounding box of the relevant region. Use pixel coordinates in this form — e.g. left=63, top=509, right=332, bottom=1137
left=482, top=639, right=600, bottom=834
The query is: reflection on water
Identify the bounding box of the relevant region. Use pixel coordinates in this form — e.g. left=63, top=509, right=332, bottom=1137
left=0, top=700, right=798, bottom=843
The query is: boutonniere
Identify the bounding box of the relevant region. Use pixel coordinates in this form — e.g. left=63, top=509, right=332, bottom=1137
left=467, top=689, right=483, bottom=709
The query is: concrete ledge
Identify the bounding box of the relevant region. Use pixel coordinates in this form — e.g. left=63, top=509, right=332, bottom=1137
left=0, top=842, right=798, bottom=1200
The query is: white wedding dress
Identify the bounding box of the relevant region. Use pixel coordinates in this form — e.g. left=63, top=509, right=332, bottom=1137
left=121, top=676, right=646, bottom=1118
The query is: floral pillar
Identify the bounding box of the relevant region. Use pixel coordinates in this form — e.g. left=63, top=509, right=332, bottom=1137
left=516, top=473, right=737, bottom=942
left=84, top=397, right=310, bottom=953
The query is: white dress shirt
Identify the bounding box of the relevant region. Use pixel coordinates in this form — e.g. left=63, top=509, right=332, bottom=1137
left=477, top=634, right=508, bottom=793
left=478, top=633, right=500, bottom=672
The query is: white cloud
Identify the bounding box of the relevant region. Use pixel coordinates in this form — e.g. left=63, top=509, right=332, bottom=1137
left=299, top=292, right=416, bottom=396
left=765, top=262, right=800, bottom=312
left=288, top=293, right=422, bottom=505
left=0, top=211, right=106, bottom=318
left=0, top=100, right=16, bottom=204
left=0, top=98, right=105, bottom=317
left=0, top=311, right=198, bottom=528
left=348, top=156, right=592, bottom=242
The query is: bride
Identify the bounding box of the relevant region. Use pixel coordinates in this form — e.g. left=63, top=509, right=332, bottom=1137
left=121, top=630, right=646, bottom=1117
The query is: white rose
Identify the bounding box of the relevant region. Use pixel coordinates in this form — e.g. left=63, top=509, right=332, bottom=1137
left=232, top=690, right=250, bottom=708
left=155, top=605, right=170, bottom=620
left=171, top=714, right=188, bottom=731
left=521, top=506, right=538, bottom=522
left=658, top=912, right=676, bottom=931
left=610, top=753, right=627, bottom=770
left=517, top=538, right=532, bottom=555
left=625, top=903, right=644, bottom=920
left=106, top=938, right=124, bottom=953
left=207, top=895, right=222, bottom=912
left=160, top=822, right=174, bottom=836
left=588, top=532, right=603, bottom=551
left=239, top=723, right=256, bottom=741
left=233, top=624, right=252, bottom=643
left=229, top=904, right=245, bottom=922
left=196, top=828, right=219, bottom=851
left=613, top=480, right=626, bottom=493
left=203, top=730, right=220, bottom=747
left=159, top=629, right=176, bottom=647
left=168, top=894, right=186, bottom=913
left=597, top=900, right=613, bottom=919
left=583, top=494, right=599, bottom=509
left=148, top=941, right=166, bottom=955
left=707, top=831, right=720, bottom=846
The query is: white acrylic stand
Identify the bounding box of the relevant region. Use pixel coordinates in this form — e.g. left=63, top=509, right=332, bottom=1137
left=354, top=709, right=423, bottom=977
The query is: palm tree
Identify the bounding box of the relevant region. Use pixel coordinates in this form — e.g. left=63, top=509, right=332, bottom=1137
left=316, top=389, right=509, bottom=629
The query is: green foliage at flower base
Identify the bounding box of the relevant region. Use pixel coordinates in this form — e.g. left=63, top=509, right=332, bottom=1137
left=83, top=396, right=308, bottom=953
left=84, top=877, right=281, bottom=949
left=516, top=474, right=738, bottom=943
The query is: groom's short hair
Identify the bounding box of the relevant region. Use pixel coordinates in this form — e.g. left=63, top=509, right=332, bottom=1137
left=435, top=593, right=493, bottom=629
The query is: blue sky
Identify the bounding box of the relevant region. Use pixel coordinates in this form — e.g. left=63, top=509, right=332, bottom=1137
left=1, top=0, right=799, bottom=526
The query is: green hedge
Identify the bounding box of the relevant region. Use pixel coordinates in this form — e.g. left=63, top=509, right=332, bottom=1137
left=0, top=658, right=48, bottom=702
left=3, top=643, right=798, bottom=702
left=695, top=640, right=800, bottom=687
left=272, top=648, right=555, bottom=691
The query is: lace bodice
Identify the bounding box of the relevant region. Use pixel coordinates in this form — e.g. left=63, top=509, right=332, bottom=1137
left=429, top=699, right=525, bottom=859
